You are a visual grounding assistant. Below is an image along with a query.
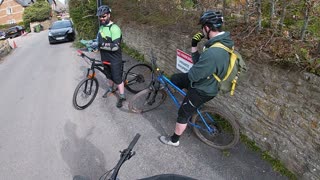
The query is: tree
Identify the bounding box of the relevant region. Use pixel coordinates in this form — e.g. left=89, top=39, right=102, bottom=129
left=69, top=0, right=98, bottom=40
left=278, top=0, right=289, bottom=30
left=300, top=0, right=312, bottom=40
left=256, top=0, right=262, bottom=32
left=23, top=0, right=51, bottom=31
left=269, top=0, right=276, bottom=28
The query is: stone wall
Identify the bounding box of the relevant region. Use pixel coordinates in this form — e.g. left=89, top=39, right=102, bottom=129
left=0, top=40, right=12, bottom=59
left=119, top=21, right=320, bottom=180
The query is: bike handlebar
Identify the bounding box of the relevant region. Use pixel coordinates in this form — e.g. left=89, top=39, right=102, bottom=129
left=128, top=133, right=141, bottom=150
left=77, top=49, right=102, bottom=63
left=109, top=133, right=141, bottom=180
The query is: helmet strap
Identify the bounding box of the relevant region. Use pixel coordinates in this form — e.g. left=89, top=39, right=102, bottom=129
left=204, top=27, right=211, bottom=40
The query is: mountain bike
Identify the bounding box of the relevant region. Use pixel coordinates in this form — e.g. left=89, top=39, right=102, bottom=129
left=73, top=49, right=152, bottom=110
left=97, top=133, right=196, bottom=180
left=98, top=133, right=141, bottom=180
left=128, top=51, right=240, bottom=150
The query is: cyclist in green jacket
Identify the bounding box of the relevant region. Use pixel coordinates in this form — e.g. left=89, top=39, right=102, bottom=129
left=160, top=10, right=234, bottom=146
left=96, top=5, right=126, bottom=108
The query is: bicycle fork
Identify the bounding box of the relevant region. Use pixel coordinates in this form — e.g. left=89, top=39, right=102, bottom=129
left=84, top=68, right=95, bottom=95
left=145, top=80, right=162, bottom=105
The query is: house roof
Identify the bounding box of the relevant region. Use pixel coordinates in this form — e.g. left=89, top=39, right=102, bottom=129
left=15, top=0, right=34, bottom=7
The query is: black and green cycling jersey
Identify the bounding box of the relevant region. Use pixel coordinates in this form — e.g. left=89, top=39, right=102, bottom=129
left=98, top=23, right=122, bottom=63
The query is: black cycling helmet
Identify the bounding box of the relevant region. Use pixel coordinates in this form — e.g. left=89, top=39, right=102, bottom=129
left=96, top=5, right=111, bottom=16
left=199, top=10, right=223, bottom=28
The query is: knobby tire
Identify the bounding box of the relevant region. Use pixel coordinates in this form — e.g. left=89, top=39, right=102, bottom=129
left=128, top=88, right=167, bottom=113
left=73, top=77, right=99, bottom=110
left=125, top=63, right=152, bottom=94
left=191, top=106, right=240, bottom=150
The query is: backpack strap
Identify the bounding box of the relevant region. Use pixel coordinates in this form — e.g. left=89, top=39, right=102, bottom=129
left=210, top=42, right=237, bottom=81
left=209, top=42, right=239, bottom=95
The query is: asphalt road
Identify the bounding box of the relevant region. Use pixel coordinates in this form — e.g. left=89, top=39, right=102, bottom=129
left=0, top=31, right=288, bottom=180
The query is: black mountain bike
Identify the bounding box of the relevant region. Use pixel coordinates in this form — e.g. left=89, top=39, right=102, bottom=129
left=73, top=49, right=152, bottom=110
left=97, top=133, right=196, bottom=180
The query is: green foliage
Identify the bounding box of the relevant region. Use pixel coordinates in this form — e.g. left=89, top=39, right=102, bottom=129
left=70, top=0, right=320, bottom=76
left=240, top=134, right=297, bottom=180
left=68, top=0, right=99, bottom=40
left=122, top=43, right=145, bottom=62
left=107, top=0, right=198, bottom=31
left=222, top=150, right=231, bottom=157
left=23, top=1, right=51, bottom=31
left=179, top=0, right=195, bottom=9
left=308, top=17, right=320, bottom=38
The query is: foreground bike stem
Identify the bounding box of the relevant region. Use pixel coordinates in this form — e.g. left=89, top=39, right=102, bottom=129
left=109, top=133, right=141, bottom=180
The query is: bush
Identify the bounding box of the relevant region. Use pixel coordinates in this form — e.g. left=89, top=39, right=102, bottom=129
left=23, top=0, right=51, bottom=31
left=69, top=0, right=99, bottom=40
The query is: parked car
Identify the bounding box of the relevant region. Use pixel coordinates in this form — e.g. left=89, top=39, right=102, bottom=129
left=0, top=31, right=6, bottom=40
left=6, top=26, right=25, bottom=39
left=48, top=20, right=75, bottom=44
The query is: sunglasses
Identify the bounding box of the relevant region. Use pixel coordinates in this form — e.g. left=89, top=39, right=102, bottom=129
left=99, top=15, right=108, bottom=18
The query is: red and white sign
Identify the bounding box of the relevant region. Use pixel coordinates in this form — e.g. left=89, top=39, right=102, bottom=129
left=176, top=49, right=193, bottom=73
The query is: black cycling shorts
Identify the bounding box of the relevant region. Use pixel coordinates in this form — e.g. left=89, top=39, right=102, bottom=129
left=177, top=88, right=214, bottom=124
left=103, top=61, right=123, bottom=85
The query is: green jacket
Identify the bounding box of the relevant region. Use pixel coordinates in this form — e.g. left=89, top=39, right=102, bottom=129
left=188, top=32, right=234, bottom=96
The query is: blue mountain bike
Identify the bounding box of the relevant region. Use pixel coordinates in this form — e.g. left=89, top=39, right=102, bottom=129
left=128, top=51, right=240, bottom=149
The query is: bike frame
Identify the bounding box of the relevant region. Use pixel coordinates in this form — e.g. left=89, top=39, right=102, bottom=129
left=154, top=70, right=216, bottom=134
left=77, top=50, right=105, bottom=78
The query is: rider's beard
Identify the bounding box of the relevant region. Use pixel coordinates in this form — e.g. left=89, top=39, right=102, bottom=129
left=100, top=18, right=110, bottom=25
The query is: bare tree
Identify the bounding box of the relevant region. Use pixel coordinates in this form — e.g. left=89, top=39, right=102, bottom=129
left=222, top=0, right=227, bottom=15
left=300, top=0, right=313, bottom=41
left=269, top=0, right=276, bottom=28
left=256, top=0, right=262, bottom=33
left=244, top=0, right=250, bottom=24
left=278, top=0, right=289, bottom=30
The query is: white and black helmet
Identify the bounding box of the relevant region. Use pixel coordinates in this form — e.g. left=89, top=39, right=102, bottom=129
left=96, top=5, right=111, bottom=16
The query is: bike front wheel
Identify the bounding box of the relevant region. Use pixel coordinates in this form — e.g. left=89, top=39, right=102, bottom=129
left=125, top=63, right=152, bottom=93
left=73, top=78, right=99, bottom=110
left=191, top=106, right=240, bottom=150
left=128, top=88, right=167, bottom=113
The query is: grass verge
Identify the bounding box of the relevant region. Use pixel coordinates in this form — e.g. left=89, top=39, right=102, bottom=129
left=240, top=134, right=297, bottom=180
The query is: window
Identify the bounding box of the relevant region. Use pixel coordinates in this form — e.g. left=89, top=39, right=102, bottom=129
left=7, top=7, right=13, bottom=15
left=8, top=19, right=15, bottom=24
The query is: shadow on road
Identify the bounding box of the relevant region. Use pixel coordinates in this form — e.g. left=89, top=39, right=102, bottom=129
left=60, top=121, right=106, bottom=180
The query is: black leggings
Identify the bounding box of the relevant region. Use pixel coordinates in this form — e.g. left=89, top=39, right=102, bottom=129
left=171, top=73, right=214, bottom=124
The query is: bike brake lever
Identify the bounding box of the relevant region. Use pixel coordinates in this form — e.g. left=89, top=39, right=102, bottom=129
left=119, top=148, right=136, bottom=161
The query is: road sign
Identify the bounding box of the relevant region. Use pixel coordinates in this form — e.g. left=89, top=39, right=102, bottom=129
left=176, top=49, right=193, bottom=73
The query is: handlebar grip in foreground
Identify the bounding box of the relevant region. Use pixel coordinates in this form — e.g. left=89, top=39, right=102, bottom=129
left=108, top=133, right=141, bottom=180
left=128, top=133, right=141, bottom=150
left=77, top=49, right=84, bottom=55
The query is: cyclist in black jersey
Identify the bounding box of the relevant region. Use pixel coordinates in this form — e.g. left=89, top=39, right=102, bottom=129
left=96, top=5, right=126, bottom=108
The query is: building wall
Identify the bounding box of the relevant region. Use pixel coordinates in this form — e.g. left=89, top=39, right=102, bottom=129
left=0, top=0, right=24, bottom=25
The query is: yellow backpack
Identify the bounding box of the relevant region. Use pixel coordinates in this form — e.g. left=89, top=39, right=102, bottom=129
left=209, top=42, right=247, bottom=96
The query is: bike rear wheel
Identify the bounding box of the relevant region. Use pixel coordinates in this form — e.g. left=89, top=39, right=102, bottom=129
left=128, top=88, right=167, bottom=113
left=191, top=106, right=240, bottom=150
left=73, top=77, right=99, bottom=110
left=125, top=63, right=152, bottom=93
